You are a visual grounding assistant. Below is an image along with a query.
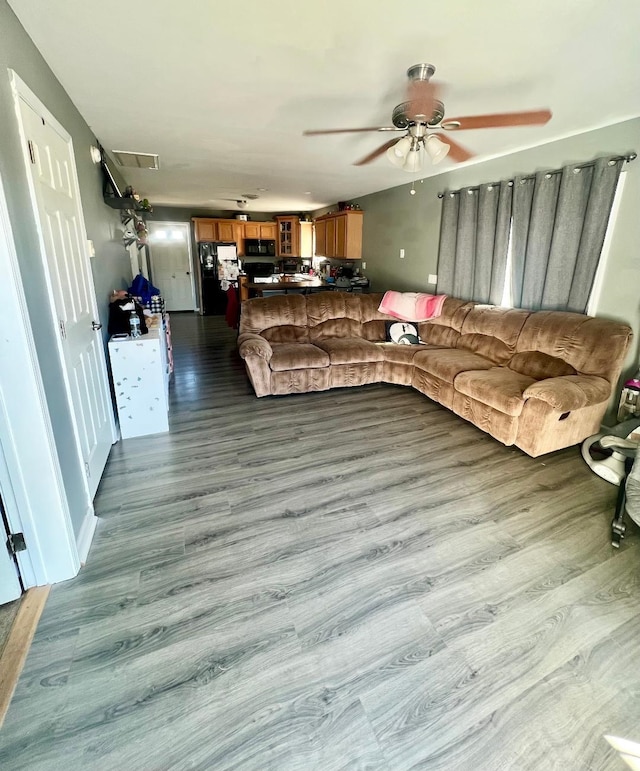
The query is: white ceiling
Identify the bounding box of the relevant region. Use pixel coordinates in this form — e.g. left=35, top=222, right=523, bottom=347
left=9, top=0, right=640, bottom=212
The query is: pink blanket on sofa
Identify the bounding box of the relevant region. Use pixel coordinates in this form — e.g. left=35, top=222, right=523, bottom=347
left=378, top=291, right=447, bottom=322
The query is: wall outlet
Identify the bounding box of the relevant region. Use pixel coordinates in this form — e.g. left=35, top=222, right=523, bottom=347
left=428, top=273, right=437, bottom=284
left=362, top=261, right=367, bottom=270
left=87, top=239, right=95, bottom=257
left=399, top=248, right=405, bottom=259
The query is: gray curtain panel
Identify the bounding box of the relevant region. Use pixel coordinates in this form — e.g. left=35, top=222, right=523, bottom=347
left=436, top=191, right=459, bottom=298
left=511, top=157, right=623, bottom=313
left=436, top=181, right=511, bottom=303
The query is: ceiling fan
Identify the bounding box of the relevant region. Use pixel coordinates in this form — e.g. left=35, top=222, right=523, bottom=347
left=215, top=194, right=260, bottom=209
left=303, top=64, right=552, bottom=171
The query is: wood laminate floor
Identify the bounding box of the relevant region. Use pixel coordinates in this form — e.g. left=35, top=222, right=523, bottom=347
left=1, top=314, right=639, bottom=770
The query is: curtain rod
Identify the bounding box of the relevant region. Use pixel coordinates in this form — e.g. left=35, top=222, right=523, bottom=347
left=437, top=152, right=637, bottom=198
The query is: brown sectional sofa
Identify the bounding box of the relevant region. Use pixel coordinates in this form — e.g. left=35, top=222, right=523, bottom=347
left=238, top=292, right=632, bottom=457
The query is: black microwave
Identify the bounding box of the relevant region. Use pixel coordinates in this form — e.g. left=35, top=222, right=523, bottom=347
left=244, top=239, right=276, bottom=257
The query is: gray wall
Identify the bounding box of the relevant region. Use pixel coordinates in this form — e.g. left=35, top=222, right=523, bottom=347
left=350, top=118, right=639, bottom=301
left=149, top=206, right=276, bottom=223
left=339, top=118, right=640, bottom=420
left=0, top=0, right=131, bottom=535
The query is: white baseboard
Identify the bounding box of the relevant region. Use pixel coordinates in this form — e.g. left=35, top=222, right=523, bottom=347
left=76, top=507, right=97, bottom=565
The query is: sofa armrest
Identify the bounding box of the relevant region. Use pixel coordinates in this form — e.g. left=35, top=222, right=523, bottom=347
left=523, top=375, right=611, bottom=411
left=238, top=333, right=273, bottom=362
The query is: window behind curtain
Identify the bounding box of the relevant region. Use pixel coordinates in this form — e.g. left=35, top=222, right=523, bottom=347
left=436, top=156, right=626, bottom=313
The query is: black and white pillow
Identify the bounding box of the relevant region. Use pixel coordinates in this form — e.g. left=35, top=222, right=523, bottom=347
left=385, top=321, right=421, bottom=345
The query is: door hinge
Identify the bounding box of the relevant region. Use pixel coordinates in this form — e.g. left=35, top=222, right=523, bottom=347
left=59, top=319, right=66, bottom=339
left=27, top=140, right=36, bottom=165
left=6, top=532, right=27, bottom=556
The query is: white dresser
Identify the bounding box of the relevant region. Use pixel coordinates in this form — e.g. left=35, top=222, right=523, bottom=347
left=108, top=321, right=170, bottom=439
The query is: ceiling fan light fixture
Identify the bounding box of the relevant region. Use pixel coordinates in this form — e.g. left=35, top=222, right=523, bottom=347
left=425, top=134, right=450, bottom=164
left=403, top=145, right=424, bottom=173
left=386, top=145, right=406, bottom=169
left=392, top=135, right=412, bottom=158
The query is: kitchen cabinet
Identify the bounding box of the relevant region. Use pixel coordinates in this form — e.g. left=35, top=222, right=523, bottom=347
left=243, top=222, right=260, bottom=239
left=244, top=221, right=277, bottom=240
left=313, top=210, right=363, bottom=259
left=299, top=221, right=313, bottom=258
left=193, top=218, right=245, bottom=254
left=260, top=222, right=277, bottom=240
left=274, top=217, right=312, bottom=258
left=193, top=216, right=312, bottom=258
left=275, top=215, right=299, bottom=258
left=217, top=220, right=235, bottom=241
left=315, top=218, right=327, bottom=257
left=193, top=218, right=217, bottom=242
left=231, top=221, right=244, bottom=254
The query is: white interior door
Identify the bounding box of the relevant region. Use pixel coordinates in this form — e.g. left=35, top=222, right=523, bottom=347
left=148, top=223, right=195, bottom=310
left=16, top=94, right=114, bottom=500
left=0, top=501, right=21, bottom=604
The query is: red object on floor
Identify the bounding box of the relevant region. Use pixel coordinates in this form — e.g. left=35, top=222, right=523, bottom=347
left=225, top=285, right=239, bottom=329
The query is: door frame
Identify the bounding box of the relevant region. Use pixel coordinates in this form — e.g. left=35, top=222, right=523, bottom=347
left=10, top=71, right=117, bottom=556
left=147, top=221, right=197, bottom=310
left=0, top=168, right=80, bottom=586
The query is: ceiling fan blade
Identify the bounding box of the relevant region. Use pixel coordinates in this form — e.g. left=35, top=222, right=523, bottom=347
left=354, top=137, right=401, bottom=166
left=432, top=133, right=474, bottom=163
left=406, top=79, right=438, bottom=121
left=441, top=109, right=552, bottom=131
left=304, top=127, right=401, bottom=136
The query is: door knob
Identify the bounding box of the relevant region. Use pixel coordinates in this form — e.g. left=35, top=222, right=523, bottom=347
left=92, top=321, right=102, bottom=331
left=186, top=271, right=190, bottom=275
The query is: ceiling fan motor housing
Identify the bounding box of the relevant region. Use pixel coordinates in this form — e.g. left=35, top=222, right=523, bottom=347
left=407, top=63, right=435, bottom=82
left=392, top=100, right=445, bottom=129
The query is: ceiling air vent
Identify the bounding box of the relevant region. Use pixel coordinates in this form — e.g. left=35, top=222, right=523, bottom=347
left=112, top=150, right=160, bottom=170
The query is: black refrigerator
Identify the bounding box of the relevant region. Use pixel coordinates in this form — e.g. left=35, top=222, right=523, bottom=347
left=199, top=242, right=239, bottom=315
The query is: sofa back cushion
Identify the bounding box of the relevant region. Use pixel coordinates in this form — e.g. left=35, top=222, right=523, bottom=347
left=418, top=298, right=474, bottom=348
left=457, top=306, right=531, bottom=365
left=508, top=351, right=577, bottom=380
left=515, top=311, right=632, bottom=383
left=239, top=295, right=309, bottom=342
left=307, top=293, right=362, bottom=341
left=359, top=293, right=396, bottom=341
left=359, top=294, right=473, bottom=347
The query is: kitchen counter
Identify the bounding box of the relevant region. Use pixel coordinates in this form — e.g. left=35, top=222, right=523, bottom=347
left=240, top=275, right=328, bottom=301
left=238, top=274, right=368, bottom=302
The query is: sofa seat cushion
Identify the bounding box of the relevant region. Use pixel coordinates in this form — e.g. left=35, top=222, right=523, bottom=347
left=413, top=348, right=493, bottom=384
left=314, top=338, right=384, bottom=365
left=455, top=367, right=536, bottom=417
left=270, top=343, right=330, bottom=372
left=376, top=342, right=438, bottom=365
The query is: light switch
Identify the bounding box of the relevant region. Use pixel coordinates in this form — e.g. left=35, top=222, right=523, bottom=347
left=428, top=273, right=437, bottom=284
left=399, top=249, right=405, bottom=259
left=87, top=239, right=95, bottom=257
left=362, top=261, right=367, bottom=270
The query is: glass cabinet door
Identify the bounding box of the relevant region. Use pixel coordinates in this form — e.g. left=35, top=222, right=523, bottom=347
left=276, top=216, right=297, bottom=257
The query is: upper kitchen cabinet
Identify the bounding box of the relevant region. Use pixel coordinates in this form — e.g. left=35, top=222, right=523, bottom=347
left=193, top=218, right=217, bottom=242
left=274, top=216, right=312, bottom=258
left=217, top=220, right=235, bottom=241
left=299, top=221, right=312, bottom=259
left=275, top=215, right=299, bottom=258
left=192, top=218, right=245, bottom=252
left=244, top=221, right=277, bottom=240
left=313, top=210, right=363, bottom=259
